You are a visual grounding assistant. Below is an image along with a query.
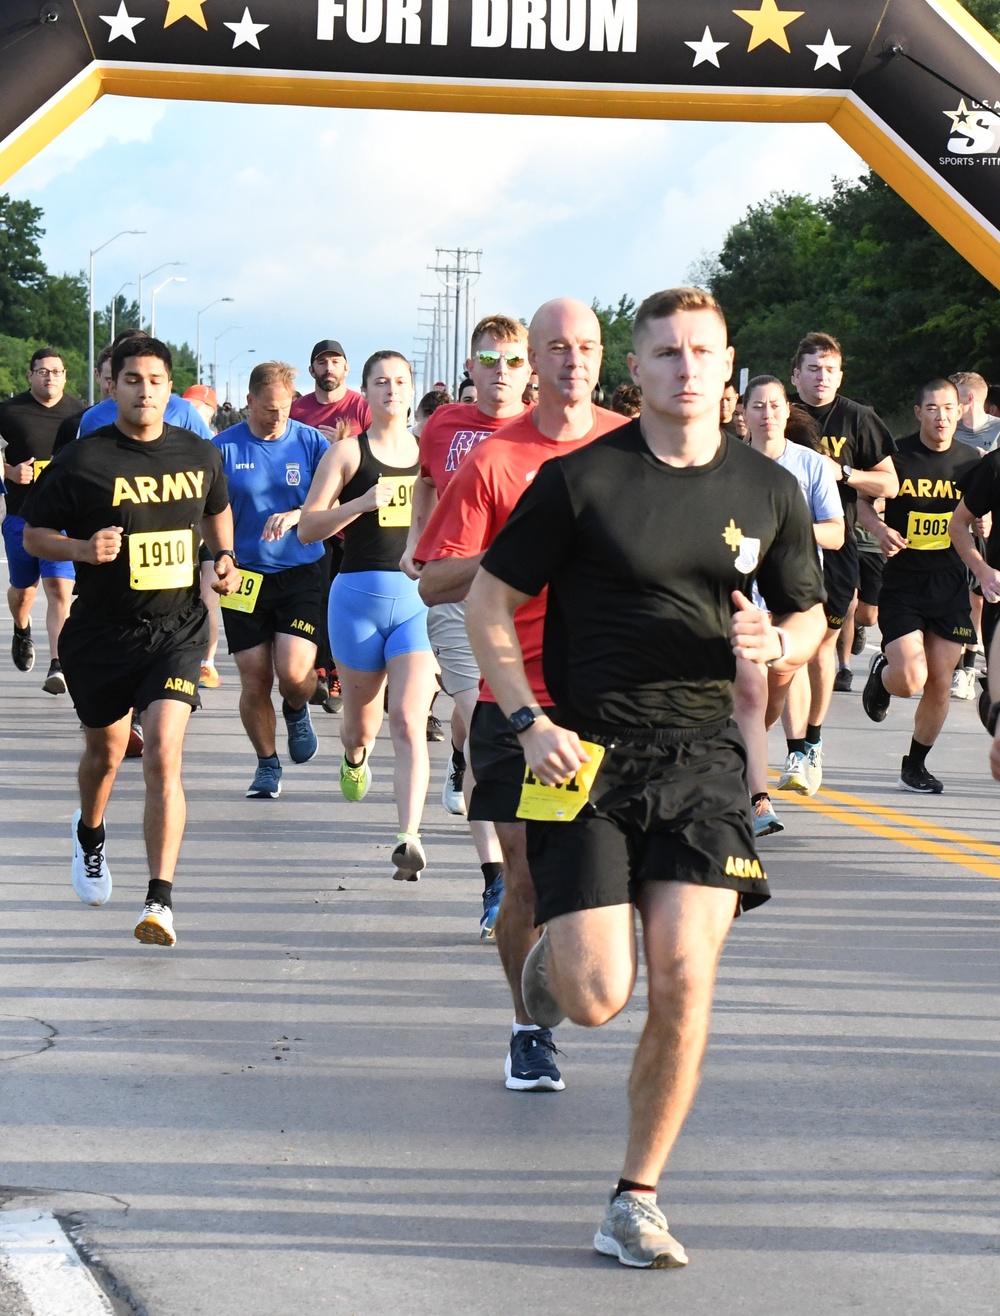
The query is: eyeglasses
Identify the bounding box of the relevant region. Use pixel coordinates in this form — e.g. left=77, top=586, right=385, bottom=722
left=32, top=368, right=65, bottom=378
left=476, top=350, right=527, bottom=369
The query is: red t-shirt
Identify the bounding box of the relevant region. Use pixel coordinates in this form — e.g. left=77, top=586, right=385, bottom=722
left=418, top=401, right=527, bottom=495
left=290, top=389, right=371, bottom=436
left=415, top=407, right=629, bottom=704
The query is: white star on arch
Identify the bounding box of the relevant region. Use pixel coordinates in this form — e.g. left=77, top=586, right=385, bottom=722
left=685, top=26, right=729, bottom=69
left=224, top=7, right=270, bottom=50
left=806, top=29, right=851, bottom=72
left=100, top=1, right=144, bottom=43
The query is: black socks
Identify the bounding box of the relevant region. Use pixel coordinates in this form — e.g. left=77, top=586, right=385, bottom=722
left=13, top=623, right=30, bottom=637
left=615, top=1178, right=656, bottom=1199
left=77, top=818, right=105, bottom=852
left=806, top=723, right=822, bottom=745
left=146, top=878, right=173, bottom=908
left=786, top=737, right=806, bottom=755
left=481, top=862, right=503, bottom=894
left=907, top=738, right=931, bottom=770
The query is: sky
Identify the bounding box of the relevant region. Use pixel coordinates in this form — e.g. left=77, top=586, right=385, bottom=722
left=5, top=94, right=869, bottom=401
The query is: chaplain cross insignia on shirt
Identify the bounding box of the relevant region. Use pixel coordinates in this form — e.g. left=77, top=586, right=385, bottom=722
left=722, top=519, right=745, bottom=551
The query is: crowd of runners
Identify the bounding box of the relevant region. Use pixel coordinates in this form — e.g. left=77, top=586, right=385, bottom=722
left=3, top=287, right=1000, bottom=1270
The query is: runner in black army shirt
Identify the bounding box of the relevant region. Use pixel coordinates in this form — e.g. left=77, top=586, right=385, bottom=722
left=466, top=288, right=827, bottom=1270
left=22, top=337, right=241, bottom=947
left=779, top=332, right=897, bottom=794
left=861, top=379, right=981, bottom=793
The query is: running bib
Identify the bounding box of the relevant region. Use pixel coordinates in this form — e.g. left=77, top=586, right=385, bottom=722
left=516, top=741, right=606, bottom=822
left=906, top=510, right=952, bottom=551
left=219, top=568, right=263, bottom=614
left=378, top=475, right=416, bottom=527
left=128, top=529, right=194, bottom=590
left=32, top=459, right=50, bottom=480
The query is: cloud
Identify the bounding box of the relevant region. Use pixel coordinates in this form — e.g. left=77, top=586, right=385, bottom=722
left=9, top=96, right=167, bottom=193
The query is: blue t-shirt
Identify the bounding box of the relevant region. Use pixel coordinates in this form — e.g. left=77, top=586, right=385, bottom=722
left=78, top=395, right=213, bottom=440
left=776, top=441, right=843, bottom=528
left=214, top=419, right=329, bottom=572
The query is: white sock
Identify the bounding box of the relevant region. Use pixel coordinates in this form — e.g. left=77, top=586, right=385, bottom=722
left=512, top=1021, right=541, bottom=1035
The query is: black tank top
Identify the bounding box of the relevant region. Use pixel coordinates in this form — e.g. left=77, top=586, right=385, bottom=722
left=339, top=430, right=420, bottom=573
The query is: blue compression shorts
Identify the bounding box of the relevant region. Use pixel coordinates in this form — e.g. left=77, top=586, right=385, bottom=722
left=330, top=570, right=431, bottom=672
left=2, top=514, right=75, bottom=589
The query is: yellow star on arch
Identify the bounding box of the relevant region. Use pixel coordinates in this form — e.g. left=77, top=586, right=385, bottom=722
left=163, top=0, right=209, bottom=29
left=722, top=519, right=744, bottom=551
left=732, top=0, right=804, bottom=53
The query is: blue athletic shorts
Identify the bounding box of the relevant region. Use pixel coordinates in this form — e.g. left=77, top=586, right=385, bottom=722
left=2, top=514, right=75, bottom=589
left=330, top=570, right=431, bottom=672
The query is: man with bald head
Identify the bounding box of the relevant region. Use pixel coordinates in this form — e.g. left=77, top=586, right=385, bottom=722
left=415, top=298, right=627, bottom=1093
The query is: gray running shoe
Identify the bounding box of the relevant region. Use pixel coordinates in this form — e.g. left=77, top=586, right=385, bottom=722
left=594, top=1191, right=689, bottom=1268
left=520, top=929, right=565, bottom=1029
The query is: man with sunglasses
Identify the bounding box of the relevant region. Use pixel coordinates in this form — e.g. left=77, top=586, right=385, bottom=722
left=1, top=348, right=84, bottom=689
left=401, top=315, right=532, bottom=943
left=412, top=298, right=627, bottom=1094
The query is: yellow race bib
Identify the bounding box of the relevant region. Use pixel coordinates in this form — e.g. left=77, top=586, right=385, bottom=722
left=32, top=459, right=50, bottom=480
left=906, top=510, right=952, bottom=551
left=128, top=529, right=194, bottom=590
left=516, top=741, right=606, bottom=822
left=378, top=475, right=416, bottom=527
left=219, top=568, right=263, bottom=613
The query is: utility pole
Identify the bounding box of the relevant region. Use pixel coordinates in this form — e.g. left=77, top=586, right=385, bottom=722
left=427, top=248, right=481, bottom=396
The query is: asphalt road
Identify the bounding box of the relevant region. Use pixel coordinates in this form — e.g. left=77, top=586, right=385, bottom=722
left=1, top=614, right=998, bottom=1315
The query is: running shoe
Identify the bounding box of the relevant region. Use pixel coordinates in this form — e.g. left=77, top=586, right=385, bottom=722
left=70, top=809, right=112, bottom=906
left=899, top=756, right=943, bottom=794
left=752, top=795, right=784, bottom=837
left=247, top=755, right=282, bottom=799
left=310, top=668, right=329, bottom=705
left=134, top=901, right=176, bottom=947
left=833, top=666, right=853, bottom=693
left=199, top=662, right=221, bottom=689
left=340, top=750, right=371, bottom=802
left=851, top=625, right=867, bottom=656
left=125, top=716, right=144, bottom=758
left=504, top=1027, right=565, bottom=1092
left=441, top=748, right=467, bottom=815
left=284, top=703, right=318, bottom=763
left=426, top=713, right=445, bottom=742
left=803, top=741, right=823, bottom=795
left=42, top=661, right=67, bottom=695
left=11, top=627, right=34, bottom=672
left=521, top=929, right=565, bottom=1029
left=392, top=832, right=426, bottom=881
left=862, top=652, right=891, bottom=722
left=776, top=750, right=809, bottom=794
left=951, top=667, right=976, bottom=700
left=480, top=873, right=504, bottom=939
left=323, top=671, right=343, bottom=715
left=594, top=1191, right=689, bottom=1269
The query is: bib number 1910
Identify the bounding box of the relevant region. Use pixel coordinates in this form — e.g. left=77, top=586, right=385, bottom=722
left=128, top=529, right=195, bottom=590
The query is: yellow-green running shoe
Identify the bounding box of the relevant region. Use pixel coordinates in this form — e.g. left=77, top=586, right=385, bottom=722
left=340, top=749, right=371, bottom=802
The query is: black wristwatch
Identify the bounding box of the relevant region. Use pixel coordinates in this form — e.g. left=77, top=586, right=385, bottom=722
left=840, top=463, right=853, bottom=484
left=213, top=549, right=237, bottom=565
left=508, top=706, right=540, bottom=736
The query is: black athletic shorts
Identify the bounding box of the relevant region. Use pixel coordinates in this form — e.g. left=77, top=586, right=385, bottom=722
left=857, top=551, right=885, bottom=609
left=821, top=542, right=858, bottom=630
left=468, top=699, right=556, bottom=823
left=878, top=569, right=975, bottom=648
left=221, top=562, right=322, bottom=654
left=526, top=720, right=769, bottom=925
left=59, top=602, right=209, bottom=728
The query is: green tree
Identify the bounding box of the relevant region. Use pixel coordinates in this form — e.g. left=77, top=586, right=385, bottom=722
left=592, top=295, right=636, bottom=393
left=0, top=194, right=48, bottom=340
left=962, top=0, right=1000, bottom=38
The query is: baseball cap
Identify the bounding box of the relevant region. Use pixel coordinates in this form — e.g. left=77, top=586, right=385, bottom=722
left=183, top=384, right=218, bottom=409
left=310, top=339, right=346, bottom=363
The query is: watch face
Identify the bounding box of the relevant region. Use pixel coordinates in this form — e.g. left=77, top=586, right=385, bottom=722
left=509, top=707, right=536, bottom=734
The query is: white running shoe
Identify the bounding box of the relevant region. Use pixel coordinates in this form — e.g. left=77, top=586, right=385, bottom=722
left=441, top=748, right=467, bottom=815
left=594, top=1191, right=688, bottom=1268
left=391, top=833, right=426, bottom=881
left=776, top=750, right=809, bottom=794
left=70, top=809, right=112, bottom=906
left=134, top=902, right=176, bottom=947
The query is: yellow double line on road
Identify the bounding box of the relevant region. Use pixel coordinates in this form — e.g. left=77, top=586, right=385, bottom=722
left=771, top=779, right=1000, bottom=880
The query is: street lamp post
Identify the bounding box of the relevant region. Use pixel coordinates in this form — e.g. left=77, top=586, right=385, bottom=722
left=109, top=279, right=134, bottom=344
left=228, top=349, right=255, bottom=405
left=196, top=297, right=234, bottom=384
left=212, top=326, right=242, bottom=394
left=138, top=261, right=184, bottom=333
left=88, top=229, right=144, bottom=403
left=150, top=276, right=187, bottom=339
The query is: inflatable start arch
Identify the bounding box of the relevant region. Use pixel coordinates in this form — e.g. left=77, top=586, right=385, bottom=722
left=2, top=1, right=1000, bottom=282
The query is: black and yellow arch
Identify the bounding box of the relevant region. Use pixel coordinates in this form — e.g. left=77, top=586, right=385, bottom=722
left=2, top=1, right=1000, bottom=282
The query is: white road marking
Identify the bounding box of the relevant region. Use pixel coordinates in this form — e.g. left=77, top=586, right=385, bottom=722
left=0, top=1211, right=113, bottom=1315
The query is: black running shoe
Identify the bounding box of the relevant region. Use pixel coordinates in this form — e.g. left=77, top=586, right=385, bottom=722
left=899, top=756, right=943, bottom=794
left=862, top=652, right=891, bottom=722
left=11, top=627, right=34, bottom=672
left=833, top=666, right=853, bottom=692
left=426, top=714, right=445, bottom=742
left=851, top=624, right=867, bottom=656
